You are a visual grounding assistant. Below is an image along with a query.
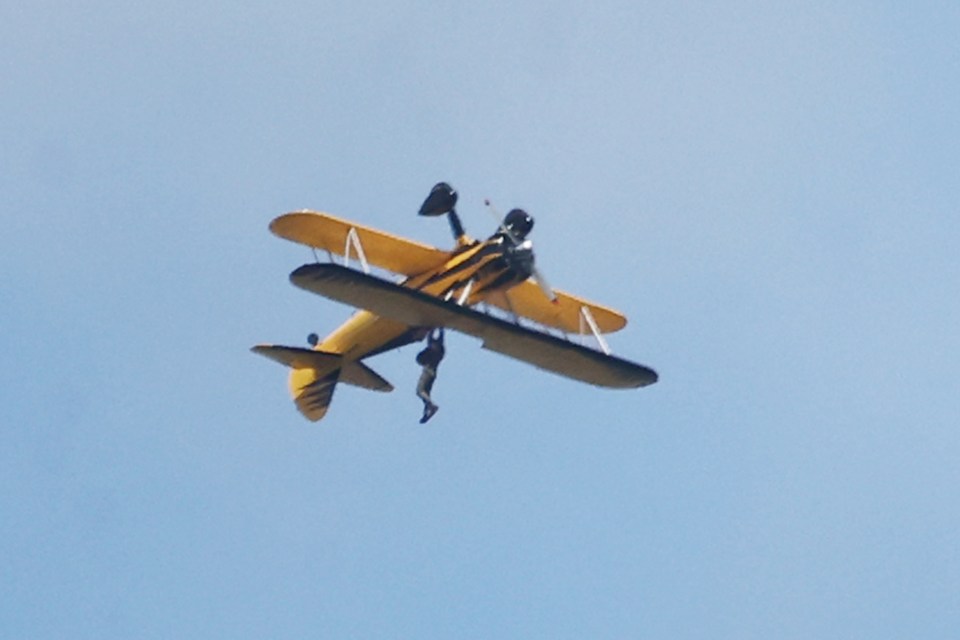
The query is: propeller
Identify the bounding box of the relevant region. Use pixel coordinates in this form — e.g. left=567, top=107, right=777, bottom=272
left=484, top=199, right=558, bottom=304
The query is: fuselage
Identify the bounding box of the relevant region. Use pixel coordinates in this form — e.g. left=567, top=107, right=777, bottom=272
left=316, top=233, right=531, bottom=361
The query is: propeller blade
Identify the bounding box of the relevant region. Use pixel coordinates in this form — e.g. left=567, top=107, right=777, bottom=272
left=531, top=266, right=558, bottom=303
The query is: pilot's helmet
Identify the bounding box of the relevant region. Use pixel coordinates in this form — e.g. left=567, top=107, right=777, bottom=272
left=504, top=208, right=534, bottom=240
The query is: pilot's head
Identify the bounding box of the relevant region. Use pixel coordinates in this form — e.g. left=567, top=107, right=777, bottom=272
left=503, top=208, right=534, bottom=240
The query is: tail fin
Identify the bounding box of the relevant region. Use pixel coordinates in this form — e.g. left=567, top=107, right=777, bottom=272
left=291, top=367, right=340, bottom=422
left=251, top=345, right=393, bottom=422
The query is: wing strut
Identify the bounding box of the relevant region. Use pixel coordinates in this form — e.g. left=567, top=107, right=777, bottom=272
left=580, top=306, right=611, bottom=355
left=344, top=227, right=370, bottom=274
left=456, top=279, right=475, bottom=306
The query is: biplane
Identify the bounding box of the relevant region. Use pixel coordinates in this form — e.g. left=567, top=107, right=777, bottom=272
left=252, top=183, right=657, bottom=422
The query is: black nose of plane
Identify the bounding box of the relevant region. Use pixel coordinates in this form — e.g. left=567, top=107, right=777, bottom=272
left=503, top=208, right=534, bottom=240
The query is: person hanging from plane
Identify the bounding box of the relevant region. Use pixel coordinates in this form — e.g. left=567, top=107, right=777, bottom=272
left=415, top=328, right=445, bottom=423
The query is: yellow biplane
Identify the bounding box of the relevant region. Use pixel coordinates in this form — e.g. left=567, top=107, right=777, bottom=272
left=252, top=183, right=657, bottom=422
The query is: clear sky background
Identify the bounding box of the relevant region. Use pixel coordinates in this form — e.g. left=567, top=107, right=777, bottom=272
left=3, top=2, right=958, bottom=638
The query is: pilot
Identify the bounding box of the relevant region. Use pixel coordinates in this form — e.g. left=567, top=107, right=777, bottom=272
left=415, top=328, right=445, bottom=423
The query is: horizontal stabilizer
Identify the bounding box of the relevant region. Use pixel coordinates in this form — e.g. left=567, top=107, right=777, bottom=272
left=341, top=361, right=394, bottom=392
left=251, top=344, right=393, bottom=392
left=251, top=344, right=341, bottom=370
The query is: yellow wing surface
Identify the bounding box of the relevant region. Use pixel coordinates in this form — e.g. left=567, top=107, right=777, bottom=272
left=270, top=211, right=451, bottom=276
left=271, top=210, right=626, bottom=333
left=486, top=280, right=627, bottom=334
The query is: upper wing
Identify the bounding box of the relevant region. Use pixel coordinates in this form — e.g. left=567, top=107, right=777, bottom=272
left=270, top=211, right=451, bottom=276
left=485, top=279, right=628, bottom=334
left=290, top=263, right=658, bottom=389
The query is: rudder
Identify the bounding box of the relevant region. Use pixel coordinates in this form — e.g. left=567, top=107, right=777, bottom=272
left=289, top=366, right=340, bottom=422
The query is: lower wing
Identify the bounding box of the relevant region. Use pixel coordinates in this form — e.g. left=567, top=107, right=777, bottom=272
left=289, top=263, right=658, bottom=389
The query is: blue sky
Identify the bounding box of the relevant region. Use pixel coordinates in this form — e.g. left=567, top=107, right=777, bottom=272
left=3, top=2, right=959, bottom=638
